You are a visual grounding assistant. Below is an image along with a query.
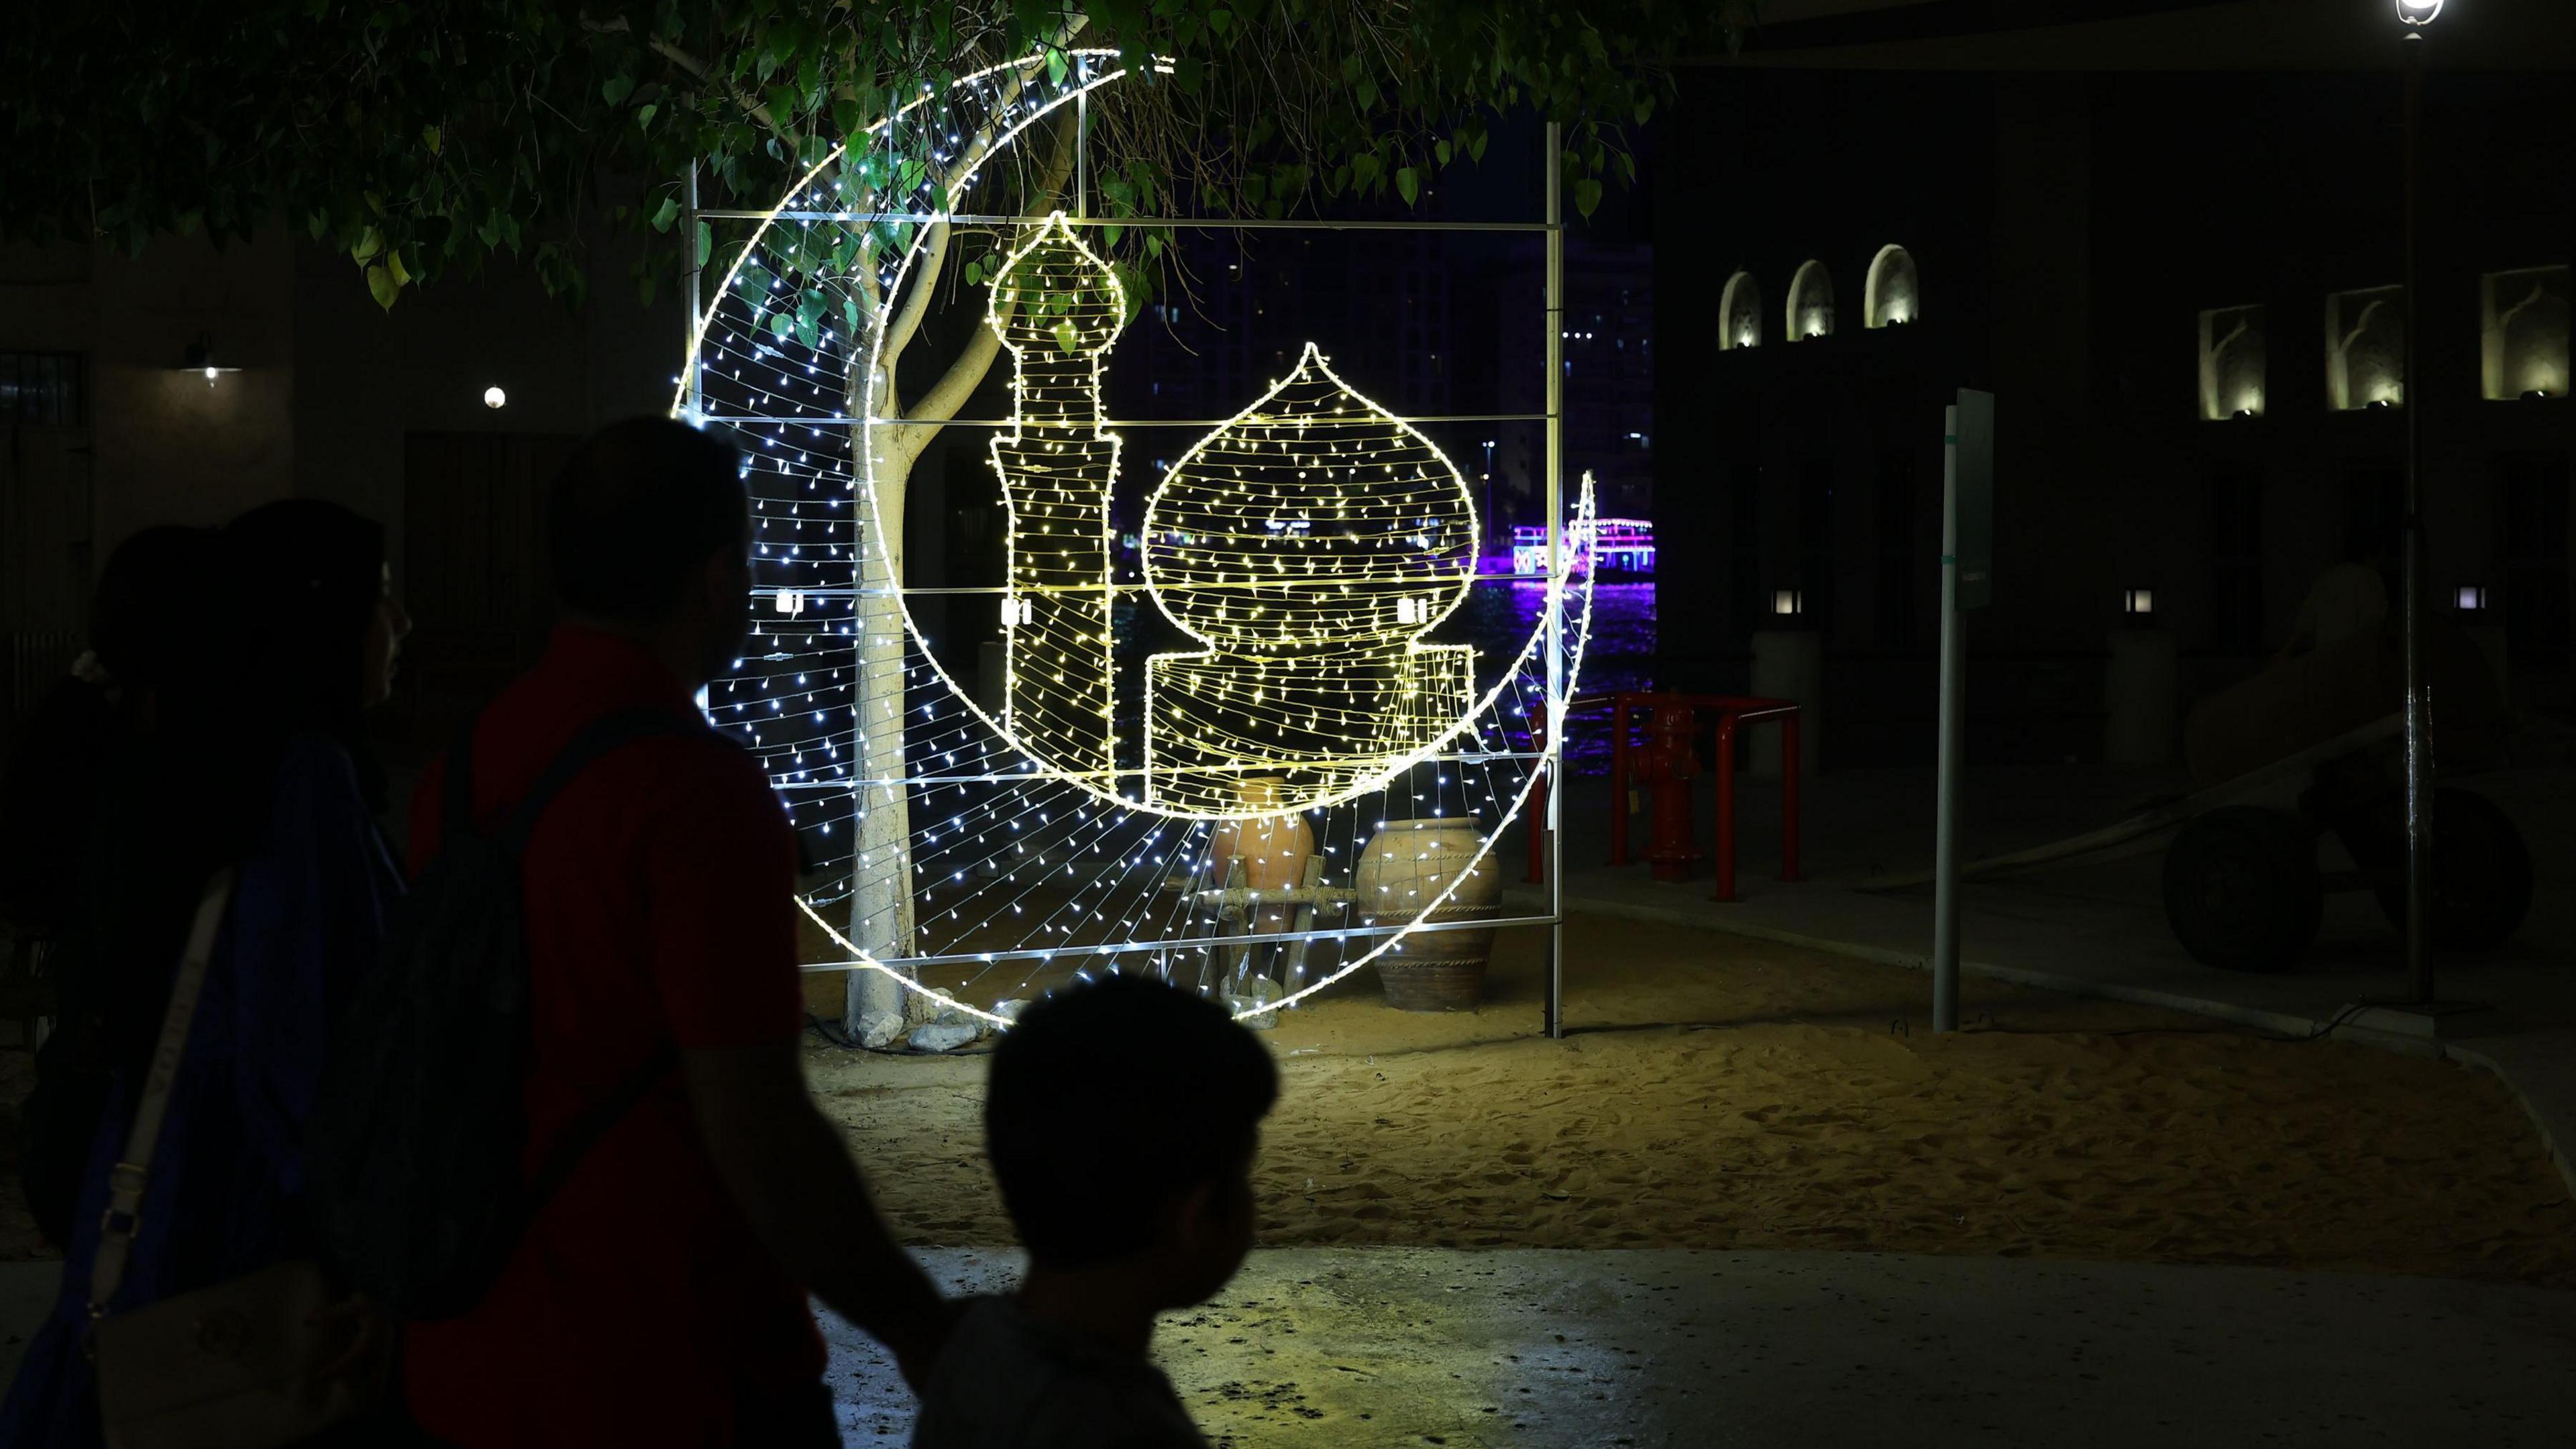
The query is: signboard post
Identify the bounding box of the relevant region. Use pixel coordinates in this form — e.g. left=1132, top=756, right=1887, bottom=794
left=1933, top=390, right=1994, bottom=1034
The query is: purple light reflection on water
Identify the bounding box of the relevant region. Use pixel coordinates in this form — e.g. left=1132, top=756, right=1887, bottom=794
left=1452, top=581, right=1654, bottom=778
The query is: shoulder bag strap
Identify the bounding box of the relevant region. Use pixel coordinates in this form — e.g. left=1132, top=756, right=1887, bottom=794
left=89, top=869, right=235, bottom=1319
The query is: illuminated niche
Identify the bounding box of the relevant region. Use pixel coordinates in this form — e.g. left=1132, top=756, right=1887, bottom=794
left=1863, top=245, right=1919, bottom=328
left=1786, top=260, right=1835, bottom=341
left=2199, top=304, right=2267, bottom=420
left=2325, top=285, right=2405, bottom=411
left=987, top=212, right=1128, bottom=784
left=1141, top=343, right=1477, bottom=814
left=2481, top=265, right=2570, bottom=400
left=1719, top=271, right=1764, bottom=350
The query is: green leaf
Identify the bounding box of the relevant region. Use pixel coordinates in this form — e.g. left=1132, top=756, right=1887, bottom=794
left=602, top=72, right=635, bottom=107
left=649, top=195, right=680, bottom=233
left=1051, top=319, right=1079, bottom=354
left=1435, top=139, right=1452, bottom=166
left=422, top=125, right=441, bottom=156
left=1574, top=178, right=1603, bottom=219
left=1207, top=7, right=1232, bottom=34
left=1395, top=167, right=1419, bottom=206
left=694, top=221, right=713, bottom=270
left=1046, top=48, right=1068, bottom=87
left=365, top=263, right=400, bottom=312
left=349, top=226, right=383, bottom=264
left=386, top=250, right=411, bottom=288
left=635, top=103, right=657, bottom=132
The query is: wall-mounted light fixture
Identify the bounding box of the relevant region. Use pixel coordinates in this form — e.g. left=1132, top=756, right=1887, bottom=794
left=2455, top=584, right=2489, bottom=612
left=2123, top=588, right=2156, bottom=616
left=483, top=385, right=508, bottom=409
left=2395, top=0, right=2444, bottom=27
left=1771, top=588, right=1804, bottom=617
left=177, top=335, right=241, bottom=387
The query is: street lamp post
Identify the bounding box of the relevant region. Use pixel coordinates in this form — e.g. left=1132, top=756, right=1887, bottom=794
left=1483, top=438, right=1497, bottom=551
left=2396, top=0, right=2438, bottom=1003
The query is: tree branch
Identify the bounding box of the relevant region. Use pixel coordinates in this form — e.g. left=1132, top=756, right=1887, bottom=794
left=889, top=101, right=1082, bottom=462
left=582, top=15, right=788, bottom=140
left=877, top=216, right=949, bottom=363
left=897, top=324, right=1004, bottom=457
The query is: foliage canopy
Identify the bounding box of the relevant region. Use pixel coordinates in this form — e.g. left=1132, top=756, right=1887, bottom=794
left=3, top=2, right=1736, bottom=309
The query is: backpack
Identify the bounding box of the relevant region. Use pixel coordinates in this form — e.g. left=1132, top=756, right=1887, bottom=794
left=309, top=706, right=698, bottom=1319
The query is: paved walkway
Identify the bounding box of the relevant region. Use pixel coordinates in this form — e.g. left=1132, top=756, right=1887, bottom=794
left=822, top=1247, right=2576, bottom=1447
left=6, top=1246, right=2569, bottom=1445
left=1507, top=761, right=2576, bottom=1199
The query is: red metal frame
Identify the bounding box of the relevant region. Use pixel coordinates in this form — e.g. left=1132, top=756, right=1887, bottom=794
left=1600, top=692, right=1801, bottom=902
left=1523, top=692, right=1805, bottom=903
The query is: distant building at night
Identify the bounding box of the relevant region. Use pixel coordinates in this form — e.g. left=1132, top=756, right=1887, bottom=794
left=1654, top=14, right=2575, bottom=765
left=1490, top=241, right=1657, bottom=537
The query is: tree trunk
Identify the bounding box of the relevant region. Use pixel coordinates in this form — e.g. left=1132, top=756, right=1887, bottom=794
left=845, top=409, right=924, bottom=1047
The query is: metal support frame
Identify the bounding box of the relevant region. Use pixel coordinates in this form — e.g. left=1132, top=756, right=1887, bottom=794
left=2399, top=33, right=2434, bottom=1005
left=684, top=165, right=705, bottom=419
left=1933, top=405, right=1966, bottom=1034
left=1542, top=121, right=1568, bottom=1041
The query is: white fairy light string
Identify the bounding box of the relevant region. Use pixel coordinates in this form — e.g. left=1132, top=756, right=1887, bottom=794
left=674, top=50, right=1592, bottom=1026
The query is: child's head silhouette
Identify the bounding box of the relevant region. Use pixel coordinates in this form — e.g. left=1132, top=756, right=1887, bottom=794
left=986, top=973, right=1277, bottom=1305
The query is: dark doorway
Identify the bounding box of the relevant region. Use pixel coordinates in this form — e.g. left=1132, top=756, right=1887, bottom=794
left=1876, top=448, right=1919, bottom=650
left=399, top=431, right=579, bottom=725
left=2497, top=451, right=2571, bottom=670
left=2208, top=467, right=2264, bottom=653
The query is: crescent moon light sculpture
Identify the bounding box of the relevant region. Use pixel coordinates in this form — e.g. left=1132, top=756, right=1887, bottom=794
left=675, top=52, right=1592, bottom=1026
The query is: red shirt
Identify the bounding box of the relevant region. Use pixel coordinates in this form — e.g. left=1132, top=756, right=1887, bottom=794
left=401, top=626, right=822, bottom=1446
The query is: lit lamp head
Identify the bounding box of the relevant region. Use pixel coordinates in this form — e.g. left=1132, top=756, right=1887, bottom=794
left=177, top=335, right=241, bottom=388
left=2123, top=588, right=2155, bottom=616
left=2395, top=0, right=2444, bottom=27
left=1771, top=588, right=1803, bottom=618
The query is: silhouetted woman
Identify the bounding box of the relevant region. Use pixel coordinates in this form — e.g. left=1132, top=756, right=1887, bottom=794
left=0, top=500, right=411, bottom=1446
left=2, top=527, right=235, bottom=1246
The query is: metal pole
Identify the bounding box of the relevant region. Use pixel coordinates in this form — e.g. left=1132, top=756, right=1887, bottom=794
left=684, top=164, right=705, bottom=420
left=2400, top=34, right=2434, bottom=1005
left=1933, top=405, right=1964, bottom=1033
left=1544, top=121, right=1568, bottom=1041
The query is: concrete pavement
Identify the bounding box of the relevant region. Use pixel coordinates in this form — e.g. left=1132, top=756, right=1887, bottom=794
left=826, top=1246, right=2576, bottom=1447
left=7, top=1246, right=2569, bottom=1444
left=1508, top=761, right=2576, bottom=1199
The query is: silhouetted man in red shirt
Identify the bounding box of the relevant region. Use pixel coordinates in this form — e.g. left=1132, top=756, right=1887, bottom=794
left=403, top=419, right=949, bottom=1445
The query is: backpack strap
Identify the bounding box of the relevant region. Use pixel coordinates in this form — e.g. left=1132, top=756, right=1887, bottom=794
left=497, top=707, right=706, bottom=852
left=484, top=705, right=706, bottom=1244
left=441, top=711, right=481, bottom=841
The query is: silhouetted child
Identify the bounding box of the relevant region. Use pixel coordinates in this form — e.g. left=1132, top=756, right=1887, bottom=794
left=912, top=974, right=1278, bottom=1449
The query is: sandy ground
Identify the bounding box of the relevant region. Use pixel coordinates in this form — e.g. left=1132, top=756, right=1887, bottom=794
left=804, top=913, right=2576, bottom=1288
left=1, top=913, right=2566, bottom=1290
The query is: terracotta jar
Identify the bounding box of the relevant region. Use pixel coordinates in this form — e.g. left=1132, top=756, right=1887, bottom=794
left=1355, top=818, right=1501, bottom=1010
left=1208, top=776, right=1314, bottom=892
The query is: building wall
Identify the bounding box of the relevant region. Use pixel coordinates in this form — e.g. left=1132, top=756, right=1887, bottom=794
left=1654, top=65, right=2576, bottom=763
left=0, top=219, right=683, bottom=742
